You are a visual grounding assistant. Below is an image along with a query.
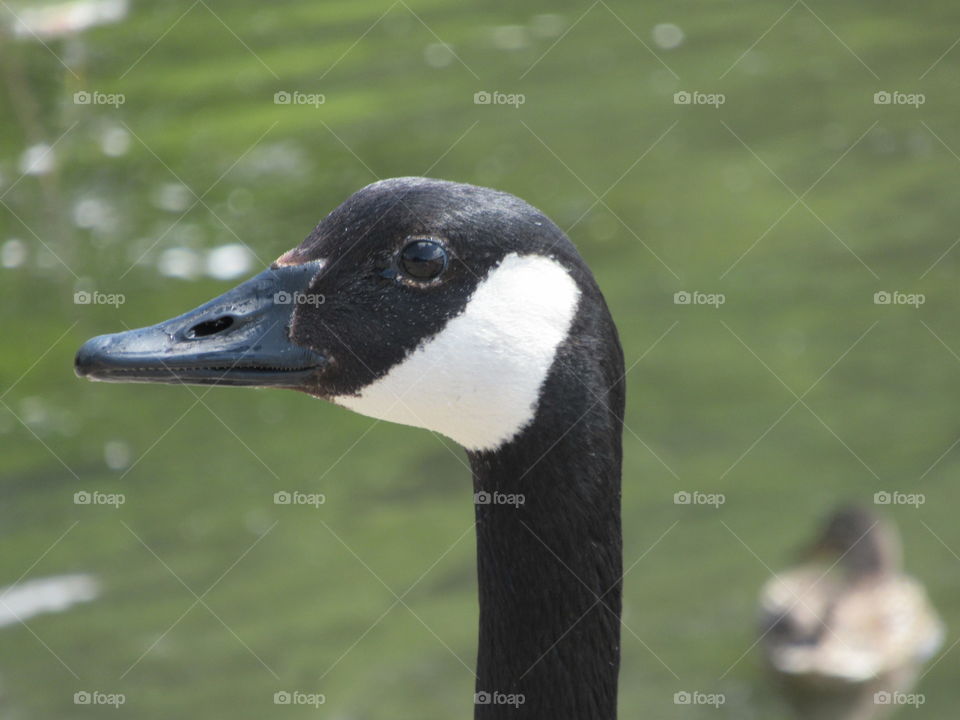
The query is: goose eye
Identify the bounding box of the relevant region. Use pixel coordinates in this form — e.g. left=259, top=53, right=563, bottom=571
left=399, top=240, right=447, bottom=280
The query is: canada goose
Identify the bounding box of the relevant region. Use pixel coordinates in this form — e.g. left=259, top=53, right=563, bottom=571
left=758, top=505, right=944, bottom=720
left=75, top=177, right=626, bottom=720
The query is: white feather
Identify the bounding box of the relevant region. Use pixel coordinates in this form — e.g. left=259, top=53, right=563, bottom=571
left=333, top=253, right=581, bottom=451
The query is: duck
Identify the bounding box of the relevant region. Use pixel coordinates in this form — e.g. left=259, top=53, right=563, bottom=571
left=758, top=505, right=944, bottom=720
left=75, top=177, right=626, bottom=720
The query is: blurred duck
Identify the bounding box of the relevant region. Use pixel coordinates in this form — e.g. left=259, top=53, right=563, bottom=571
left=759, top=506, right=944, bottom=720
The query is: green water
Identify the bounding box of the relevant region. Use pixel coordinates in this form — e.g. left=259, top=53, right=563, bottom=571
left=2, top=0, right=959, bottom=717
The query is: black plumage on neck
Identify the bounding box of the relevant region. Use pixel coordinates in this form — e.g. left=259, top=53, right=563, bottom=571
left=468, top=283, right=625, bottom=720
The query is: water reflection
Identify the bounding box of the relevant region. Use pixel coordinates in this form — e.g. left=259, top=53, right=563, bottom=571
left=0, top=574, right=99, bottom=629
left=9, top=0, right=128, bottom=39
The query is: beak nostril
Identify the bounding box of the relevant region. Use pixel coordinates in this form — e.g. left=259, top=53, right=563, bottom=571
left=187, top=315, right=235, bottom=339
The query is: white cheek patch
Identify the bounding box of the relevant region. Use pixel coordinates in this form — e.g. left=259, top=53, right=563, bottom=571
left=332, top=253, right=581, bottom=452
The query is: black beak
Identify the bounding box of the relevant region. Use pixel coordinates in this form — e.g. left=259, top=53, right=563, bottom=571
left=74, top=261, right=327, bottom=388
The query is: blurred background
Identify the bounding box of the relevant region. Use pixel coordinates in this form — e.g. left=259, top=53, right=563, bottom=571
left=1, top=0, right=959, bottom=717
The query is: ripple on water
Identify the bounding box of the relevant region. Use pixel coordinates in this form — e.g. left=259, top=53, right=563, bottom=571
left=99, top=125, right=131, bottom=157
left=72, top=196, right=117, bottom=233
left=206, top=243, right=253, bottom=280
left=18, top=144, right=54, bottom=176
left=104, top=440, right=131, bottom=471
left=423, top=43, right=454, bottom=68
left=530, top=14, right=565, bottom=39
left=10, top=0, right=128, bottom=39
left=1, top=239, right=27, bottom=269
left=155, top=243, right=254, bottom=281
left=491, top=25, right=528, bottom=51
left=157, top=247, right=202, bottom=279
left=0, top=574, right=99, bottom=629
left=652, top=23, right=685, bottom=50
left=152, top=182, right=193, bottom=213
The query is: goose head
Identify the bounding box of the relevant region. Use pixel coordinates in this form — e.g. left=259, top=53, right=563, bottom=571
left=75, top=177, right=608, bottom=453
left=805, top=505, right=902, bottom=578
left=75, top=177, right=626, bottom=719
